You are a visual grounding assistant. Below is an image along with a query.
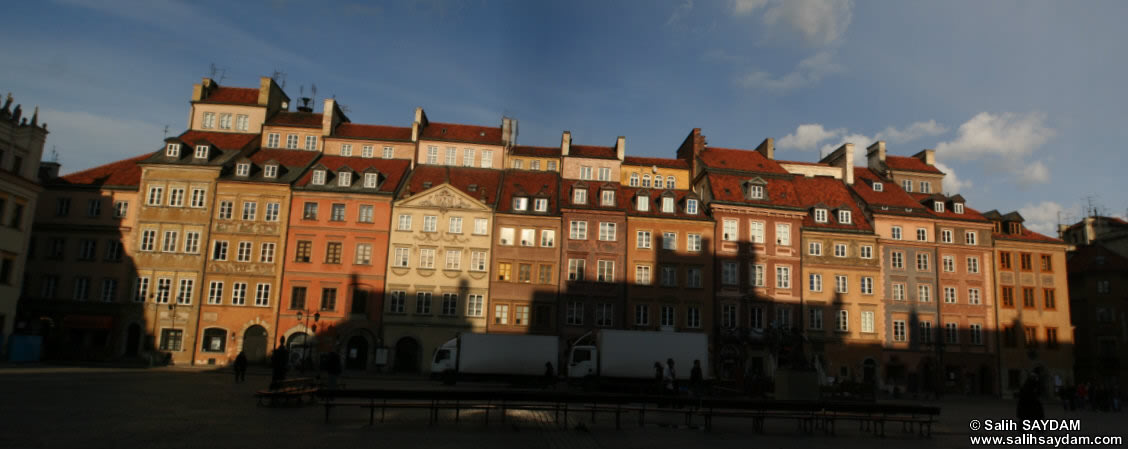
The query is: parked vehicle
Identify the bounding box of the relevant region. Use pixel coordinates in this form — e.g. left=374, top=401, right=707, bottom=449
left=567, top=329, right=710, bottom=383
left=431, top=333, right=559, bottom=382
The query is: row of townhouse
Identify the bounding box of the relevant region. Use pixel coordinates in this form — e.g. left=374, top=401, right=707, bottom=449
left=15, top=77, right=1071, bottom=395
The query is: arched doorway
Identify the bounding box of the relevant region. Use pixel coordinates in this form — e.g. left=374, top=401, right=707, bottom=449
left=346, top=336, right=369, bottom=370
left=862, top=358, right=877, bottom=384
left=124, top=323, right=141, bottom=357
left=243, top=325, right=268, bottom=363
left=394, top=337, right=420, bottom=373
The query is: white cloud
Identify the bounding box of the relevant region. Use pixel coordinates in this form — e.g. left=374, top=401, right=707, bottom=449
left=934, top=112, right=1055, bottom=160
left=42, top=107, right=164, bottom=174
left=667, top=0, right=695, bottom=26
left=731, top=0, right=853, bottom=47
left=934, top=161, right=972, bottom=194
left=777, top=124, right=842, bottom=150
left=876, top=120, right=947, bottom=144
left=1018, top=201, right=1079, bottom=236
left=778, top=119, right=942, bottom=156
left=818, top=133, right=872, bottom=159
left=737, top=50, right=842, bottom=92
left=1018, top=160, right=1051, bottom=185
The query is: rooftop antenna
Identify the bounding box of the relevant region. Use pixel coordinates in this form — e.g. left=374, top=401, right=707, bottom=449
left=310, top=83, right=318, bottom=106
left=271, top=70, right=287, bottom=90
left=49, top=145, right=59, bottom=163
left=207, top=63, right=227, bottom=84
left=163, top=124, right=169, bottom=139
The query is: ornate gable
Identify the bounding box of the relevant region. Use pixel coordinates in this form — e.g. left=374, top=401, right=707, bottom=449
left=396, top=183, right=491, bottom=212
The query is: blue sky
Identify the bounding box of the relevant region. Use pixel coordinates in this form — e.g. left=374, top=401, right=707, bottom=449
left=3, top=0, right=1126, bottom=234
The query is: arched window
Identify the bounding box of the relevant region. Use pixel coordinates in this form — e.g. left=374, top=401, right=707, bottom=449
left=629, top=173, right=639, bottom=187
left=654, top=175, right=664, bottom=188
left=202, top=328, right=227, bottom=353
left=666, top=177, right=675, bottom=189
left=642, top=174, right=651, bottom=188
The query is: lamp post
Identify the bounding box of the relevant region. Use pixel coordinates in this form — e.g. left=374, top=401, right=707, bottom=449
left=295, top=309, right=320, bottom=372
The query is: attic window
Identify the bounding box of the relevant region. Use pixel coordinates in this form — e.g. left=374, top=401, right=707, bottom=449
left=1009, top=222, right=1022, bottom=235
left=513, top=197, right=528, bottom=211
left=636, top=195, right=650, bottom=212
left=814, top=209, right=828, bottom=223
left=838, top=210, right=852, bottom=224
left=661, top=196, right=674, bottom=213
left=747, top=183, right=765, bottom=200
left=422, top=181, right=432, bottom=189
left=601, top=189, right=615, bottom=206
left=166, top=143, right=181, bottom=157
left=686, top=199, right=698, bottom=215
left=934, top=201, right=945, bottom=213
left=236, top=163, right=250, bottom=177
left=194, top=145, right=209, bottom=159
left=873, top=182, right=883, bottom=192
left=954, top=203, right=964, bottom=214
left=264, top=164, right=278, bottom=178
left=338, top=172, right=352, bottom=187
left=468, top=184, right=478, bottom=192
left=479, top=131, right=485, bottom=137
left=364, top=173, right=378, bottom=188
left=534, top=198, right=548, bottom=212
left=312, top=170, right=326, bottom=185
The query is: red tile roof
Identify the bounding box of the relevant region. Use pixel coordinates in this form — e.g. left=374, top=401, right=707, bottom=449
left=295, top=156, right=410, bottom=193
left=266, top=111, right=323, bottom=128
left=511, top=145, right=561, bottom=158
left=699, top=147, right=788, bottom=175
left=993, top=227, right=1065, bottom=244
left=620, top=186, right=707, bottom=220
left=497, top=170, right=560, bottom=213
left=885, top=155, right=943, bottom=174
left=249, top=149, right=319, bottom=167
left=1067, top=244, right=1128, bottom=274
left=334, top=123, right=412, bottom=141
left=199, top=87, right=259, bottom=105
left=908, top=192, right=989, bottom=222
left=1063, top=216, right=1128, bottom=231
left=568, top=145, right=618, bottom=160
left=403, top=165, right=503, bottom=206
left=792, top=176, right=872, bottom=232
left=420, top=121, right=502, bottom=145
left=778, top=160, right=829, bottom=167
left=704, top=172, right=803, bottom=209
left=175, top=131, right=259, bottom=150
left=850, top=167, right=929, bottom=213
left=56, top=154, right=148, bottom=187
left=623, top=156, right=689, bottom=169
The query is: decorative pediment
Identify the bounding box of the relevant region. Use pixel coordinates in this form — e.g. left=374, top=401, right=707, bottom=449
left=397, top=183, right=491, bottom=212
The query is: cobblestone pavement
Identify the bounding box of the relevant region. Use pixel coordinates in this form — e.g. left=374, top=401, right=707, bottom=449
left=1, top=365, right=1124, bottom=449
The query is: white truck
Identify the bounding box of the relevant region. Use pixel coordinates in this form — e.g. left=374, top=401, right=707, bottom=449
left=431, top=333, right=559, bottom=382
left=567, top=329, right=710, bottom=383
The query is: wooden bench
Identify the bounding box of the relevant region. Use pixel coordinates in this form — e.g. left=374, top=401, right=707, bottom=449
left=256, top=386, right=320, bottom=407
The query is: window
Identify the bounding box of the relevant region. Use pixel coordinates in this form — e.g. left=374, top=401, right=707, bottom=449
left=176, top=279, right=193, bottom=305
left=597, top=260, right=615, bottom=282
left=916, top=252, right=930, bottom=270
left=480, top=150, right=493, bottom=168
left=1040, top=254, right=1053, bottom=272
left=463, top=148, right=474, bottom=166
left=423, top=215, right=437, bottom=232
left=836, top=310, right=849, bottom=332
left=567, top=259, right=585, bottom=281
left=183, top=232, right=200, bottom=254
left=945, top=322, right=959, bottom=344
left=535, top=198, right=549, bottom=212
left=637, top=231, right=652, bottom=249
left=660, top=266, right=677, bottom=287
left=322, top=288, right=338, bottom=311
left=161, top=231, right=178, bottom=253
left=901, top=179, right=912, bottom=192
left=267, top=133, right=280, bottom=148
left=218, top=201, right=233, bottom=220
left=397, top=214, right=412, bottom=231
left=661, top=232, right=676, bottom=250
left=748, top=184, right=764, bottom=199
left=892, top=283, right=905, bottom=301
left=286, top=287, right=306, bottom=310
left=474, top=218, right=488, bottom=235
left=1046, top=328, right=1059, bottom=349
left=953, top=203, right=964, bottom=214
left=943, top=255, right=955, bottom=272
left=629, top=173, right=639, bottom=186
left=598, top=222, right=616, bottom=241
left=218, top=113, right=232, bottom=130
left=687, top=267, right=702, bottom=288
left=941, top=229, right=953, bottom=243
left=579, top=166, right=593, bottom=180
left=749, top=306, right=764, bottom=329
left=838, top=210, right=851, bottom=224
left=1023, top=326, right=1037, bottom=347
left=776, top=223, right=791, bottom=246
left=1020, top=253, right=1033, bottom=270
left=660, top=305, right=675, bottom=327
left=685, top=307, right=701, bottom=328
left=1001, top=287, right=1015, bottom=307
left=654, top=175, right=663, bottom=187
left=752, top=264, right=765, bottom=287
left=833, top=243, right=847, bottom=258
left=597, top=167, right=611, bottom=181
left=861, top=311, right=875, bottom=333
left=444, top=147, right=457, bottom=165
left=687, top=234, right=702, bottom=252
left=893, top=320, right=906, bottom=342
left=86, top=199, right=102, bottom=217
left=381, top=146, right=391, bottom=158
left=212, top=241, right=229, bottom=260
left=295, top=241, right=312, bottom=263
left=255, top=283, right=271, bottom=307
left=686, top=199, right=698, bottom=214
left=999, top=252, right=1012, bottom=269
left=79, top=239, right=97, bottom=260
left=918, top=285, right=932, bottom=302
left=106, top=240, right=125, bottom=260
left=722, top=262, right=738, bottom=285
left=970, top=324, right=983, bottom=345
left=891, top=226, right=902, bottom=240
left=99, top=279, right=117, bottom=302
left=538, top=229, right=555, bottom=247
left=166, top=143, right=181, bottom=157
left=944, top=286, right=957, bottom=303
left=445, top=250, right=461, bottom=270
left=538, top=264, right=553, bottom=284
left=814, top=209, right=827, bottom=223
left=546, top=160, right=558, bottom=171
left=722, top=219, right=738, bottom=241
left=337, top=172, right=352, bottom=187
left=635, top=304, right=650, bottom=326
left=642, top=174, right=650, bottom=187
left=661, top=197, right=674, bottom=213
left=775, top=307, right=792, bottom=329
left=235, top=162, right=251, bottom=177
left=920, top=321, right=932, bottom=344
left=600, top=190, right=615, bottom=207
left=207, top=281, right=224, bottom=305
left=260, top=242, right=276, bottom=263
left=809, top=273, right=822, bottom=292
left=311, top=170, right=326, bottom=185
left=967, top=257, right=980, bottom=273
left=776, top=266, right=791, bottom=288
left=933, top=201, right=945, bottom=213
left=235, top=114, right=249, bottom=131
left=891, top=251, right=903, bottom=269
left=512, top=197, right=528, bottom=211
left=440, top=293, right=458, bottom=316
left=965, top=231, right=978, bottom=245
left=861, top=277, right=873, bottom=294
left=721, top=304, right=737, bottom=328
left=159, top=329, right=183, bottom=352
left=1097, top=280, right=1110, bottom=294
left=916, top=228, right=927, bottom=241
left=1043, top=288, right=1056, bottom=309
left=361, top=173, right=379, bottom=189
left=387, top=291, right=405, bottom=313
left=138, top=230, right=155, bottom=252
left=1022, top=287, right=1036, bottom=308
left=241, top=201, right=257, bottom=221
left=834, top=275, right=847, bottom=293
left=499, top=228, right=515, bottom=246
left=113, top=201, right=128, bottom=218
left=596, top=303, right=614, bottom=327
left=920, top=181, right=931, bottom=193
left=419, top=248, right=436, bottom=269
left=340, top=144, right=353, bottom=156
left=165, top=188, right=184, bottom=207
left=666, top=177, right=675, bottom=189
left=285, top=134, right=298, bottom=149
left=237, top=241, right=253, bottom=262
left=187, top=188, right=206, bottom=208
left=636, top=195, right=649, bottom=212
left=467, top=294, right=484, bottom=317
left=635, top=265, right=652, bottom=285
left=155, top=278, right=172, bottom=303
left=566, top=302, right=583, bottom=325
left=304, top=135, right=318, bottom=151
left=968, top=288, right=981, bottom=305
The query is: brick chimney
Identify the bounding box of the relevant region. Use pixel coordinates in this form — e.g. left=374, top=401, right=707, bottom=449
left=615, top=136, right=625, bottom=161
left=561, top=131, right=572, bottom=156
left=866, top=141, right=886, bottom=171
left=411, top=107, right=427, bottom=143
left=820, top=143, right=855, bottom=185
left=912, top=149, right=936, bottom=167
left=755, top=137, right=774, bottom=160
left=501, top=117, right=518, bottom=148
left=192, top=77, right=216, bottom=102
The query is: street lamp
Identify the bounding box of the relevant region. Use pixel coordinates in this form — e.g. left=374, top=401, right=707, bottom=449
left=295, top=309, right=320, bottom=372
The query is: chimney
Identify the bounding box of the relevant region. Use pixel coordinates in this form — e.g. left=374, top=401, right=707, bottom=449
left=913, top=149, right=936, bottom=167
left=615, top=136, right=626, bottom=161
left=676, top=128, right=705, bottom=161
left=322, top=98, right=337, bottom=137
left=866, top=141, right=886, bottom=170
left=412, top=107, right=427, bottom=143
left=820, top=143, right=855, bottom=185
left=192, top=77, right=216, bottom=102
left=39, top=161, right=61, bottom=180
left=501, top=117, right=518, bottom=148
left=561, top=131, right=572, bottom=156
left=755, top=138, right=774, bottom=160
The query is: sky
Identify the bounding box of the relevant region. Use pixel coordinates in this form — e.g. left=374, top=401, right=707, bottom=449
left=3, top=0, right=1126, bottom=235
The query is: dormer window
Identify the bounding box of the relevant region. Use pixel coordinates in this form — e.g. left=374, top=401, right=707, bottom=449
left=312, top=170, right=326, bottom=185
left=573, top=188, right=588, bottom=205
left=600, top=189, right=615, bottom=206
left=236, top=163, right=250, bottom=177
left=1009, top=222, right=1022, bottom=235
left=194, top=145, right=209, bottom=159
left=814, top=209, right=828, bottom=223
left=749, top=184, right=765, bottom=199
left=686, top=199, right=698, bottom=215
left=534, top=198, right=548, bottom=212
left=364, top=173, right=378, bottom=188
left=637, top=195, right=650, bottom=212
left=838, top=210, right=852, bottom=224
left=873, top=182, right=883, bottom=192
left=661, top=196, right=674, bottom=213
left=954, top=203, right=964, bottom=214
left=264, top=164, right=278, bottom=178
left=166, top=143, right=181, bottom=157
left=934, top=201, right=945, bottom=213
left=338, top=172, right=352, bottom=187
left=902, top=180, right=913, bottom=192
left=513, top=197, right=528, bottom=211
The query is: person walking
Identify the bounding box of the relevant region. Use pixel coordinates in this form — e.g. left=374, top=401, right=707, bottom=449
left=233, top=351, right=247, bottom=384
left=324, top=350, right=342, bottom=389
left=270, top=337, right=289, bottom=390
left=665, top=358, right=678, bottom=408
left=654, top=362, right=665, bottom=406
left=689, top=359, right=704, bottom=399
left=543, top=362, right=556, bottom=390
left=1017, top=376, right=1045, bottom=425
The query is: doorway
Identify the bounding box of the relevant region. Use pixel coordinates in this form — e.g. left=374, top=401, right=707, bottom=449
left=124, top=323, right=141, bottom=357
left=346, top=336, right=369, bottom=370
left=394, top=337, right=420, bottom=373
left=243, top=325, right=268, bottom=363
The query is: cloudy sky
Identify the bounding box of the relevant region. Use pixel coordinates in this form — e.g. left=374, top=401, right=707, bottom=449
left=3, top=0, right=1126, bottom=234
